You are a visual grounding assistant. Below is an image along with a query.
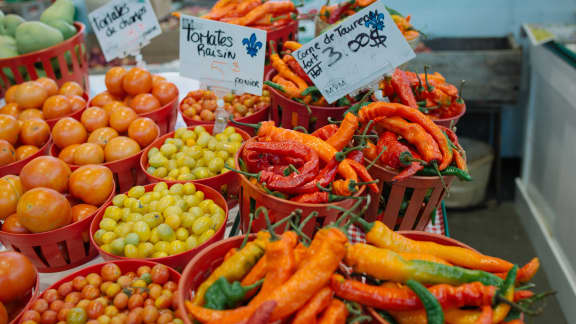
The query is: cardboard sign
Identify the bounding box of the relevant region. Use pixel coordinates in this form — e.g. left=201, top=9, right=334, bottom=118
left=89, top=0, right=161, bottom=62
left=179, top=14, right=266, bottom=95
left=293, top=0, right=415, bottom=103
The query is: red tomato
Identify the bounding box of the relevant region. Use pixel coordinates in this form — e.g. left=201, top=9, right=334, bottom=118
left=122, top=68, right=152, bottom=96
left=35, top=78, right=59, bottom=96
left=109, top=106, right=138, bottom=133
left=0, top=140, right=15, bottom=167
left=69, top=165, right=114, bottom=206
left=58, top=144, right=80, bottom=164
left=59, top=81, right=84, bottom=97
left=0, top=115, right=20, bottom=145
left=43, top=95, right=72, bottom=120
left=73, top=143, right=105, bottom=165
left=150, top=265, right=170, bottom=285
left=0, top=103, right=19, bottom=118
left=81, top=107, right=109, bottom=132
left=1, top=213, right=31, bottom=234
left=105, top=67, right=128, bottom=97
left=17, top=188, right=72, bottom=233
left=91, top=91, right=117, bottom=107
left=20, top=118, right=50, bottom=147
left=51, top=117, right=88, bottom=149
left=104, top=136, right=141, bottom=162
left=129, top=93, right=160, bottom=114
left=127, top=118, right=159, bottom=147
left=15, top=145, right=40, bottom=161
left=87, top=127, right=118, bottom=148
left=71, top=204, right=98, bottom=222
left=14, top=81, right=48, bottom=110
left=152, top=81, right=178, bottom=106
left=0, top=251, right=37, bottom=303
left=20, top=156, right=71, bottom=192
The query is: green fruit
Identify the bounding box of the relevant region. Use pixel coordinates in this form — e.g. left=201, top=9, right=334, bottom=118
left=41, top=0, right=75, bottom=25
left=157, top=223, right=175, bottom=242
left=4, top=14, right=25, bottom=37
left=15, top=21, right=63, bottom=54
left=45, top=19, right=76, bottom=39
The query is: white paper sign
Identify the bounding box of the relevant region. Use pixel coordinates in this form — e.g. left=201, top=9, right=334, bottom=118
left=89, top=0, right=161, bottom=62
left=293, top=0, right=415, bottom=103
left=179, top=15, right=266, bottom=95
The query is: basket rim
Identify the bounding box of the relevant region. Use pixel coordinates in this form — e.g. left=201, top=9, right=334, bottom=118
left=365, top=157, right=457, bottom=181
left=0, top=22, right=85, bottom=63
left=0, top=181, right=115, bottom=239
left=265, top=70, right=350, bottom=111
left=0, top=134, right=52, bottom=171
left=89, top=182, right=229, bottom=264
left=140, top=124, right=251, bottom=184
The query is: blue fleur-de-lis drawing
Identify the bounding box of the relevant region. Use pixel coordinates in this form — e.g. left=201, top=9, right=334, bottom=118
left=365, top=10, right=385, bottom=31
left=242, top=33, right=263, bottom=57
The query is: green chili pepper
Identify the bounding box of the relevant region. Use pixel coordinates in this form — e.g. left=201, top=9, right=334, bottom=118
left=409, top=260, right=503, bottom=286
left=301, top=86, right=320, bottom=96
left=417, top=165, right=472, bottom=181
left=345, top=90, right=373, bottom=115
left=204, top=277, right=264, bottom=310
left=385, top=6, right=404, bottom=17
left=337, top=96, right=351, bottom=106
left=495, top=265, right=518, bottom=303
left=264, top=80, right=285, bottom=93
left=406, top=280, right=444, bottom=324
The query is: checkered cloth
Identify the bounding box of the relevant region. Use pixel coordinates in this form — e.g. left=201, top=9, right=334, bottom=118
left=348, top=207, right=445, bottom=244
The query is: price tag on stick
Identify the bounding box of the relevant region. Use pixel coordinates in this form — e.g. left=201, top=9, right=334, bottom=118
left=88, top=0, right=161, bottom=62
left=293, top=0, right=415, bottom=103
left=179, top=14, right=266, bottom=96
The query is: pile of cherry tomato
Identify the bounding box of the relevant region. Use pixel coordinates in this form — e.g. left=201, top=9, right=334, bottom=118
left=20, top=263, right=182, bottom=324
left=180, top=90, right=270, bottom=122
left=0, top=156, right=114, bottom=234
left=1, top=79, right=86, bottom=121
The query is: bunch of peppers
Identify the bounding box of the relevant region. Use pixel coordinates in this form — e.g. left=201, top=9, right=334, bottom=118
left=318, top=3, right=419, bottom=41
left=264, top=40, right=366, bottom=108
left=185, top=207, right=547, bottom=324
left=355, top=101, right=471, bottom=183
left=229, top=114, right=380, bottom=203
left=380, top=68, right=466, bottom=120
left=201, top=0, right=297, bottom=29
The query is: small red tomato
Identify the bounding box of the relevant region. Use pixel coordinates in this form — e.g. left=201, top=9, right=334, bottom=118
left=163, top=281, right=177, bottom=292
left=58, top=282, right=74, bottom=297
left=50, top=300, right=65, bottom=312
left=148, top=284, right=162, bottom=300
left=128, top=294, right=144, bottom=310
left=86, top=300, right=105, bottom=319
left=136, top=266, right=151, bottom=277
left=73, top=276, right=88, bottom=291
left=156, top=312, right=172, bottom=324
left=32, top=299, right=49, bottom=313
left=116, top=275, right=132, bottom=288
left=64, top=292, right=81, bottom=305
left=101, top=264, right=122, bottom=282
left=141, top=305, right=158, bottom=324
left=44, top=289, right=60, bottom=303
left=150, top=265, right=169, bottom=285
left=57, top=307, right=70, bottom=322
left=41, top=310, right=58, bottom=324
left=143, top=298, right=154, bottom=307
left=86, top=273, right=102, bottom=287
left=112, top=292, right=128, bottom=310
left=82, top=285, right=100, bottom=300
left=21, top=310, right=41, bottom=322
left=154, top=295, right=171, bottom=310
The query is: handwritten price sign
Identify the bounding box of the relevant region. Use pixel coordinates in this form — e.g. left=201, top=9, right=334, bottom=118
left=293, top=0, right=415, bottom=103
left=179, top=15, right=266, bottom=95
left=88, top=0, right=161, bottom=62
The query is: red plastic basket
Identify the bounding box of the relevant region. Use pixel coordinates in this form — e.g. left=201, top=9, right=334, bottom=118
left=0, top=183, right=115, bottom=273
left=367, top=231, right=474, bottom=324
left=266, top=70, right=350, bottom=132
left=7, top=265, right=39, bottom=324
left=49, top=124, right=159, bottom=193
left=431, top=102, right=467, bottom=128
left=179, top=99, right=270, bottom=137
left=140, top=125, right=251, bottom=201
left=236, top=142, right=366, bottom=237
left=0, top=23, right=89, bottom=98
left=45, top=93, right=90, bottom=128
left=90, top=182, right=229, bottom=272
left=364, top=162, right=455, bottom=231
left=0, top=136, right=52, bottom=177
left=178, top=234, right=255, bottom=324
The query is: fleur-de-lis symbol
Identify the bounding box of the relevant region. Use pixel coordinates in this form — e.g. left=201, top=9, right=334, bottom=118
left=365, top=10, right=385, bottom=31
left=242, top=33, right=263, bottom=57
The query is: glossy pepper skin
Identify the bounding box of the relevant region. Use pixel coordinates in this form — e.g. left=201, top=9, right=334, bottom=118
left=192, top=231, right=270, bottom=306
left=326, top=112, right=360, bottom=151
left=406, top=280, right=444, bottom=324
left=311, top=124, right=339, bottom=141
left=364, top=221, right=514, bottom=273
left=292, top=287, right=334, bottom=324
left=345, top=243, right=503, bottom=286
left=291, top=158, right=339, bottom=194
left=317, top=298, right=349, bottom=324
left=391, top=69, right=419, bottom=108
left=244, top=141, right=320, bottom=192
left=376, top=131, right=424, bottom=182
left=203, top=277, right=263, bottom=310
left=331, top=274, right=496, bottom=311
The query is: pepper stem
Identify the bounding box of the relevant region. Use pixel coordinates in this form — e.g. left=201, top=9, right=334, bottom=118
left=416, top=72, right=425, bottom=94
left=457, top=80, right=466, bottom=103
left=327, top=117, right=342, bottom=124
left=257, top=207, right=279, bottom=241
left=225, top=164, right=261, bottom=181
left=243, top=278, right=265, bottom=290
left=353, top=214, right=374, bottom=232
left=348, top=180, right=379, bottom=193
left=293, top=126, right=308, bottom=133
left=316, top=183, right=332, bottom=192
left=270, top=210, right=297, bottom=230
left=366, top=144, right=387, bottom=170
left=431, top=161, right=447, bottom=191
left=228, top=116, right=261, bottom=132
left=424, top=65, right=434, bottom=92
left=345, top=90, right=374, bottom=115
left=240, top=209, right=256, bottom=248
left=399, top=151, right=427, bottom=166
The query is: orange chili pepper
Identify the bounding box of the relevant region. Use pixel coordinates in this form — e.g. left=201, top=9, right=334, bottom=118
left=283, top=41, right=303, bottom=51
left=317, top=299, right=348, bottom=324
left=363, top=141, right=378, bottom=160
left=240, top=253, right=267, bottom=298
left=326, top=112, right=359, bottom=151
left=399, top=252, right=451, bottom=265
left=292, top=287, right=334, bottom=324
left=269, top=40, right=309, bottom=91
left=494, top=258, right=539, bottom=283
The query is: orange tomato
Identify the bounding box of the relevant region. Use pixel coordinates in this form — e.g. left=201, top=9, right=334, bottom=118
left=0, top=141, right=15, bottom=167
left=1, top=214, right=30, bottom=234
left=59, top=81, right=84, bottom=97
left=102, top=101, right=126, bottom=115
left=0, top=115, right=20, bottom=145
left=58, top=144, right=79, bottom=164
left=109, top=106, right=138, bottom=133
left=14, top=81, right=48, bottom=109
left=35, top=77, right=59, bottom=96
left=20, top=118, right=50, bottom=147
left=122, top=68, right=152, bottom=96
left=2, top=175, right=23, bottom=196
left=152, top=81, right=178, bottom=106
left=81, top=107, right=109, bottom=132
left=20, top=156, right=71, bottom=192
left=104, top=136, right=140, bottom=162
left=130, top=93, right=160, bottom=114
left=0, top=178, right=21, bottom=220
left=17, top=187, right=71, bottom=233
left=43, top=95, right=72, bottom=120
left=91, top=91, right=117, bottom=107
left=0, top=103, right=19, bottom=118
left=0, top=252, right=37, bottom=303
left=73, top=143, right=104, bottom=165
left=51, top=117, right=88, bottom=149
left=71, top=204, right=98, bottom=222
left=105, top=67, right=127, bottom=97
left=87, top=127, right=119, bottom=147
left=68, top=95, right=87, bottom=112
left=15, top=145, right=40, bottom=160
left=69, top=165, right=114, bottom=205
left=18, top=109, right=44, bottom=121
left=152, top=75, right=166, bottom=87
left=4, top=85, right=18, bottom=104
left=128, top=117, right=159, bottom=147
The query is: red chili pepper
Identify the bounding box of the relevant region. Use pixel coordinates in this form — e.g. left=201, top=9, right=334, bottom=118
left=292, top=158, right=339, bottom=194
left=376, top=131, right=424, bottom=181
left=391, top=69, right=418, bottom=108
left=347, top=159, right=379, bottom=193
left=284, top=54, right=313, bottom=84
left=328, top=1, right=353, bottom=24
left=494, top=258, right=540, bottom=283
left=475, top=305, right=493, bottom=324
left=244, top=141, right=320, bottom=192
left=514, top=290, right=534, bottom=301
left=363, top=141, right=378, bottom=160
left=331, top=274, right=496, bottom=311
left=238, top=301, right=277, bottom=324
left=311, top=124, right=339, bottom=141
